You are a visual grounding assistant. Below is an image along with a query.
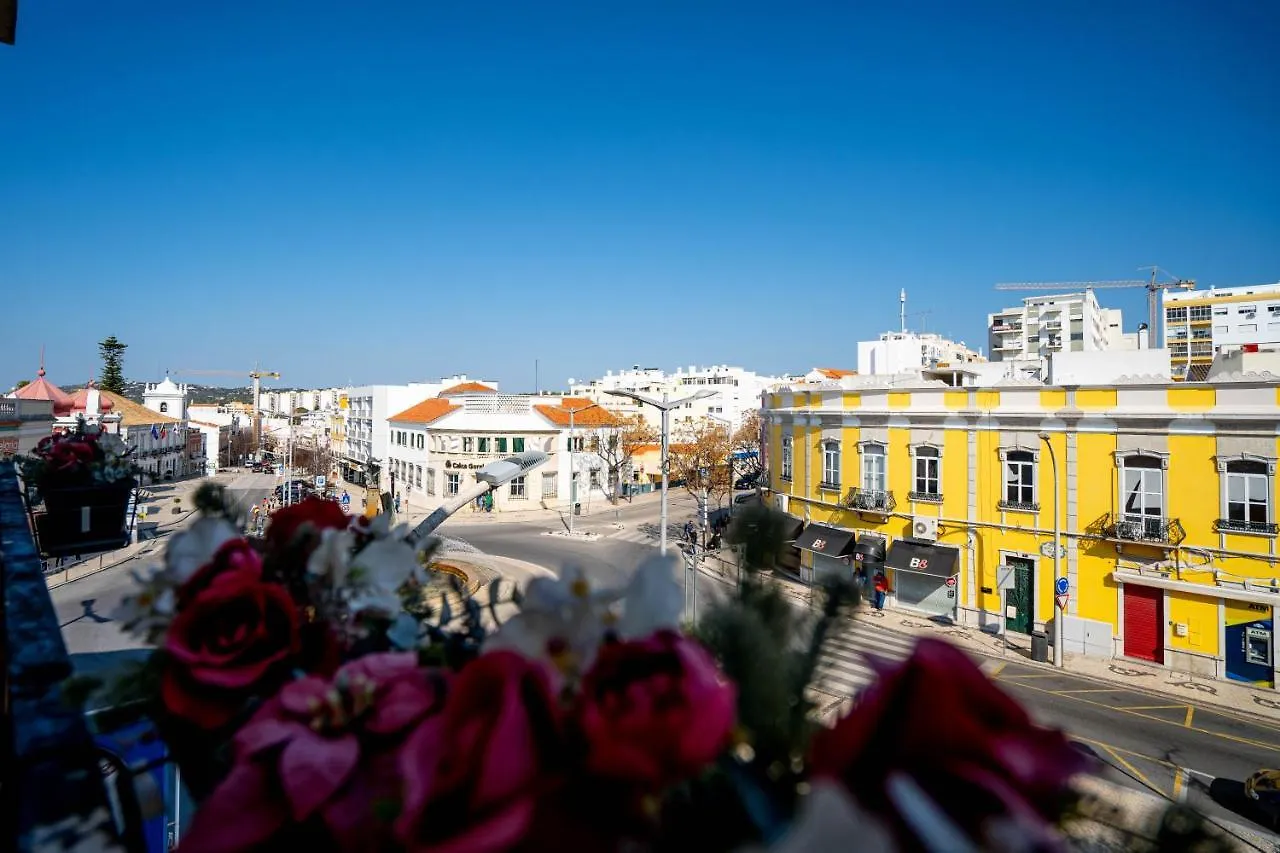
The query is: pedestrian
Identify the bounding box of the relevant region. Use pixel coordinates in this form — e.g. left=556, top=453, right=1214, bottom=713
left=684, top=520, right=695, bottom=543
left=872, top=570, right=889, bottom=612
left=394, top=494, right=402, bottom=513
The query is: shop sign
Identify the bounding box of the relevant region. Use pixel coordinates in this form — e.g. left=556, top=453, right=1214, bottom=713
left=909, top=556, right=929, bottom=570
left=812, top=538, right=827, bottom=551
left=445, top=460, right=486, bottom=471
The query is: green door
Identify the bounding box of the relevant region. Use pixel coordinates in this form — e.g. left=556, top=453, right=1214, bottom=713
left=1005, top=556, right=1034, bottom=635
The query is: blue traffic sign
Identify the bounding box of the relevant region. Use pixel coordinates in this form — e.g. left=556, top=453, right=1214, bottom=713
left=1054, top=577, right=1069, bottom=596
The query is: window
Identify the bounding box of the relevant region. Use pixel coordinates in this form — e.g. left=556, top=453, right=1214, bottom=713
left=478, top=437, right=490, bottom=453
left=1003, top=450, right=1036, bottom=509
left=445, top=473, right=460, bottom=496
left=159, top=402, right=168, bottom=413
left=590, top=468, right=601, bottom=488
left=1213, top=306, right=1229, bottom=316
left=462, top=437, right=474, bottom=453
left=1240, top=323, right=1258, bottom=333
left=510, top=476, right=527, bottom=499
left=860, top=443, right=886, bottom=491
left=568, top=436, right=585, bottom=452
left=513, top=437, right=525, bottom=453
left=1120, top=454, right=1164, bottom=524
left=542, top=471, right=558, bottom=498
left=417, top=434, right=424, bottom=449
left=781, top=436, right=793, bottom=480
left=415, top=465, right=422, bottom=489
left=820, top=440, right=840, bottom=488
left=1224, top=459, right=1272, bottom=532
left=426, top=468, right=436, bottom=496
left=912, top=445, right=941, bottom=500
left=496, top=437, right=508, bottom=453
left=1189, top=305, right=1211, bottom=321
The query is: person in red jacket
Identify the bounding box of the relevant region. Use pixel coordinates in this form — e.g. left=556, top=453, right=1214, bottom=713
left=872, top=570, right=889, bottom=611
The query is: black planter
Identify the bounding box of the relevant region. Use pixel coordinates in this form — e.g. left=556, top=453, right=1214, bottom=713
left=33, top=480, right=136, bottom=558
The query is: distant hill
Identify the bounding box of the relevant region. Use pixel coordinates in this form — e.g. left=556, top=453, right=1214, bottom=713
left=60, top=380, right=257, bottom=406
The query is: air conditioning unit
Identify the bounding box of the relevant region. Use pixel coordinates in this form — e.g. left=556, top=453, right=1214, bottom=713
left=910, top=516, right=938, bottom=542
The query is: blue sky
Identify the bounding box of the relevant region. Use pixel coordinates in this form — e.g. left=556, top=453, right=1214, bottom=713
left=2, top=1, right=1277, bottom=391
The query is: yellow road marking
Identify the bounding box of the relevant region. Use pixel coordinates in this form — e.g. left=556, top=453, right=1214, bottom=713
left=1118, top=704, right=1189, bottom=711
left=1172, top=768, right=1186, bottom=802
left=1075, top=737, right=1177, bottom=769
left=1051, top=688, right=1123, bottom=695
left=999, top=673, right=1068, bottom=679
left=1100, top=744, right=1162, bottom=794
left=1006, top=679, right=1280, bottom=753
left=1184, top=706, right=1195, bottom=728
left=985, top=661, right=1007, bottom=678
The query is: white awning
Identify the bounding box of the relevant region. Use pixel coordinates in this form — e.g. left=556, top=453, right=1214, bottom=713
left=1112, top=569, right=1280, bottom=608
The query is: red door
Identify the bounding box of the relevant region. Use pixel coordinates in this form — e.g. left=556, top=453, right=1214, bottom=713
left=1123, top=585, right=1164, bottom=663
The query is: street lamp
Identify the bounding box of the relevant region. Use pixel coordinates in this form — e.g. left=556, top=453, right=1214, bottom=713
left=1038, top=432, right=1064, bottom=668
left=605, top=389, right=718, bottom=556
left=546, top=401, right=603, bottom=536
left=407, top=451, right=549, bottom=545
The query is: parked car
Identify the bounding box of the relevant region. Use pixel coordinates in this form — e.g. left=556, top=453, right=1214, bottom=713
left=734, top=473, right=761, bottom=490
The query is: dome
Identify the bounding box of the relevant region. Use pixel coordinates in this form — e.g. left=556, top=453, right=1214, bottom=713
left=11, top=365, right=75, bottom=416
left=68, top=380, right=115, bottom=413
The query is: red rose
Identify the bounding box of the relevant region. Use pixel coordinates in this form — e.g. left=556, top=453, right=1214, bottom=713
left=396, top=651, right=564, bottom=853
left=163, top=559, right=302, bottom=730
left=176, top=538, right=265, bottom=607
left=265, top=496, right=350, bottom=551
left=577, top=630, right=736, bottom=789
left=809, top=638, right=1091, bottom=846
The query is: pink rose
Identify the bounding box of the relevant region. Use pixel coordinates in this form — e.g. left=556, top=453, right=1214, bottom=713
left=396, top=651, right=564, bottom=853
left=178, top=653, right=446, bottom=853
left=577, top=630, right=736, bottom=788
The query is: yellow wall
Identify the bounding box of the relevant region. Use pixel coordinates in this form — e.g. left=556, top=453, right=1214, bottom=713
left=1167, top=387, right=1215, bottom=412
left=1168, top=593, right=1219, bottom=656
left=888, top=392, right=912, bottom=409
left=944, top=391, right=968, bottom=410
left=1040, top=390, right=1067, bottom=409
left=1076, top=389, right=1117, bottom=410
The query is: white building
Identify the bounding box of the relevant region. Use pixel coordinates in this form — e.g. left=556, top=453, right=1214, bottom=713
left=189, top=420, right=234, bottom=474
left=388, top=387, right=622, bottom=513
left=569, top=364, right=784, bottom=436
left=988, top=291, right=1128, bottom=361
left=1163, top=282, right=1280, bottom=380
left=0, top=398, right=55, bottom=459
left=338, top=376, right=497, bottom=486
left=856, top=331, right=985, bottom=376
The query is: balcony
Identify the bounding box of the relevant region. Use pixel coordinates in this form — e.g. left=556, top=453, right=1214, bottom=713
left=998, top=499, right=1040, bottom=513
left=908, top=490, right=943, bottom=503
left=1214, top=518, right=1280, bottom=536
left=845, top=487, right=896, bottom=514
left=1097, top=513, right=1187, bottom=546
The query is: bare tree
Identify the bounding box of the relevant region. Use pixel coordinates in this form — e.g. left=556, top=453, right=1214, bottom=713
left=731, top=410, right=765, bottom=483
left=589, top=415, right=658, bottom=504
left=667, top=420, right=734, bottom=509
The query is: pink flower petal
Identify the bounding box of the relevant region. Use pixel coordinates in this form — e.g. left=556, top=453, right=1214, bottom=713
left=235, top=714, right=306, bottom=757
left=279, top=676, right=330, bottom=716
left=176, top=762, right=287, bottom=852
left=278, top=732, right=360, bottom=822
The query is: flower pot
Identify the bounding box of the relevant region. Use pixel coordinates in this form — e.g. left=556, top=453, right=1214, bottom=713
left=34, top=480, right=137, bottom=558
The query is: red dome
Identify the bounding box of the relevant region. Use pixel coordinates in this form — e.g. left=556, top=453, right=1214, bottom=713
left=68, top=381, right=115, bottom=414
left=12, top=366, right=75, bottom=416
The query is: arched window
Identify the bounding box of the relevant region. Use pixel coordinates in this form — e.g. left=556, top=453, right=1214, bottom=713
left=159, top=402, right=168, bottom=413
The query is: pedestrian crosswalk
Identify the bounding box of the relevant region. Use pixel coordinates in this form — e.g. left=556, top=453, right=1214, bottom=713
left=603, top=522, right=686, bottom=548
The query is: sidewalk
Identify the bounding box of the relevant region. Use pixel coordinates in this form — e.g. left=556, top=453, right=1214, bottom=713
left=758, top=567, right=1280, bottom=726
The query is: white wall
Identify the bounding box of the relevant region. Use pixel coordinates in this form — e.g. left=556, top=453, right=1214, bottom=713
left=1047, top=348, right=1172, bottom=385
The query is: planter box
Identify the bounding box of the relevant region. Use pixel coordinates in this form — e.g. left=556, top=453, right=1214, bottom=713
left=32, top=481, right=137, bottom=558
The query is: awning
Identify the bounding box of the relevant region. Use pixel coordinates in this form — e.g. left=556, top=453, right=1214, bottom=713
left=780, top=515, right=804, bottom=543
left=885, top=541, right=959, bottom=578
left=852, top=535, right=887, bottom=565
left=793, top=524, right=856, bottom=557
left=732, top=450, right=759, bottom=460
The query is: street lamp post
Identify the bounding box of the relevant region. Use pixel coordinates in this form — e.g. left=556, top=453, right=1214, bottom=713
left=605, top=389, right=718, bottom=556
left=408, top=451, right=549, bottom=545
left=1038, top=432, right=1064, bottom=668
left=707, top=413, right=735, bottom=523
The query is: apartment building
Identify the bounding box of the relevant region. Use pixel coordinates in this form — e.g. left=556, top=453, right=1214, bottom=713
left=988, top=291, right=1132, bottom=361
left=763, top=369, right=1280, bottom=689
left=1164, top=282, right=1280, bottom=380
left=857, top=331, right=985, bottom=375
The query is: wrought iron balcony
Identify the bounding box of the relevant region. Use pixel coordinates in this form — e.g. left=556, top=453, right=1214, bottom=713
left=1103, top=513, right=1187, bottom=546
left=908, top=490, right=943, bottom=503
left=998, top=499, right=1040, bottom=513
left=1214, top=518, right=1280, bottom=536
left=845, top=487, right=896, bottom=514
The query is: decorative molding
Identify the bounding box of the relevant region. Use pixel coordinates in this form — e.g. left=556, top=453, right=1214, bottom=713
left=1112, top=449, right=1171, bottom=470
left=997, top=445, right=1039, bottom=462
left=1214, top=453, right=1278, bottom=475
left=856, top=439, right=887, bottom=452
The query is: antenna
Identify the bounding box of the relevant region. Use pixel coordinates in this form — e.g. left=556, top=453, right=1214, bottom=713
left=900, top=289, right=907, bottom=333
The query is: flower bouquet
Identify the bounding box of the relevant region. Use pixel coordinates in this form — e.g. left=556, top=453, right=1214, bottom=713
left=17, top=420, right=140, bottom=555
left=78, top=487, right=1202, bottom=852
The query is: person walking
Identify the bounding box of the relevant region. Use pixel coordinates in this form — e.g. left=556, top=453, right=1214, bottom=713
left=872, top=570, right=889, bottom=612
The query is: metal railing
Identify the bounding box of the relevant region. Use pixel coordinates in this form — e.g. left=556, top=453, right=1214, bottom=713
left=1104, top=513, right=1187, bottom=546
left=908, top=490, right=943, bottom=503
left=998, top=499, right=1040, bottom=513
left=1214, top=518, right=1280, bottom=536
left=844, top=487, right=896, bottom=513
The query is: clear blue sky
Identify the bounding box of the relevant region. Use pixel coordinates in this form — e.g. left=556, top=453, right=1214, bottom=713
left=3, top=1, right=1277, bottom=391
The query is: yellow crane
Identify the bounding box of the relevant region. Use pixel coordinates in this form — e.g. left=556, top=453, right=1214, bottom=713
left=994, top=267, right=1195, bottom=349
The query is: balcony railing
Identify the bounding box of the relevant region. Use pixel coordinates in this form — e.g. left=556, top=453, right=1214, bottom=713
left=1214, top=518, right=1280, bottom=536
left=998, top=499, right=1040, bottom=513
left=845, top=487, right=896, bottom=514
left=908, top=490, right=943, bottom=503
left=1104, top=514, right=1187, bottom=546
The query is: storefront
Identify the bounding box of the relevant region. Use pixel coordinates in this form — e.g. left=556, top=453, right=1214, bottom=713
left=885, top=540, right=959, bottom=617
left=793, top=524, right=858, bottom=584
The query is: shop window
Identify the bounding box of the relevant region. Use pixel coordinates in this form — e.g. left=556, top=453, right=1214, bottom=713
left=445, top=473, right=460, bottom=496
left=820, top=440, right=840, bottom=489
left=859, top=443, right=886, bottom=492
left=781, top=436, right=793, bottom=481
left=510, top=476, right=527, bottom=499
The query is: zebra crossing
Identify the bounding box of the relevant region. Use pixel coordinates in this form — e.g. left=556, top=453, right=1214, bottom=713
left=809, top=619, right=922, bottom=720
left=602, top=522, right=685, bottom=548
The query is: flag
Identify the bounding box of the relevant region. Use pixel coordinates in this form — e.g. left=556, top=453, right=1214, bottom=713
left=160, top=427, right=167, bottom=439
left=151, top=424, right=159, bottom=440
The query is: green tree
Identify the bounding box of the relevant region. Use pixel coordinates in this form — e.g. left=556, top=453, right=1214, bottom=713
left=13, top=379, right=29, bottom=390
left=98, top=336, right=128, bottom=394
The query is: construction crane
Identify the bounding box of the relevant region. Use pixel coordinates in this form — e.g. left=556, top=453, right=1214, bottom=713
left=174, top=368, right=281, bottom=448
left=994, top=268, right=1196, bottom=349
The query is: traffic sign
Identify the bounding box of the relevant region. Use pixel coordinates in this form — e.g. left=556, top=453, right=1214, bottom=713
left=314, top=475, right=326, bottom=488
left=1055, top=593, right=1069, bottom=611
left=944, top=576, right=957, bottom=588
left=1054, top=577, right=1069, bottom=596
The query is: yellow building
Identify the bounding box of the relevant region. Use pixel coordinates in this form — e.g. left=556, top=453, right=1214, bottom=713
left=763, top=376, right=1280, bottom=689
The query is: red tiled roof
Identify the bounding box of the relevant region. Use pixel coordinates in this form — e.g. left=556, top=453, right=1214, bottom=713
left=12, top=370, right=74, bottom=416
left=534, top=399, right=622, bottom=427
left=68, top=383, right=115, bottom=413
left=389, top=398, right=460, bottom=424
left=438, top=381, right=497, bottom=396
left=815, top=367, right=856, bottom=378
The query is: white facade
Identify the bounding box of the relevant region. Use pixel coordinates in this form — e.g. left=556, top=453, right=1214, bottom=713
left=1164, top=282, right=1280, bottom=359
left=988, top=291, right=1123, bottom=361
left=569, top=364, right=783, bottom=436
left=388, top=391, right=619, bottom=513
left=190, top=420, right=233, bottom=475
left=856, top=331, right=985, bottom=376
left=143, top=377, right=189, bottom=421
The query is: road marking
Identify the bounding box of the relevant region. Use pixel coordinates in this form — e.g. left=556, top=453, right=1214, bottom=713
left=984, top=661, right=1007, bottom=678
left=1184, top=706, right=1195, bottom=728
left=1172, top=767, right=1187, bottom=802
left=1099, top=744, right=1161, bottom=794
left=1004, top=678, right=1280, bottom=753
left=1050, top=688, right=1122, bottom=695
left=998, top=673, right=1067, bottom=680
left=1118, top=704, right=1190, bottom=711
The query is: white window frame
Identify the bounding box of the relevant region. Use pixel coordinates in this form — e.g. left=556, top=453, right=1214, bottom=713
left=1215, top=454, right=1276, bottom=534
left=445, top=473, right=461, bottom=496
left=910, top=444, right=942, bottom=499
left=781, top=436, right=794, bottom=481
left=820, top=440, right=840, bottom=489
left=541, top=470, right=558, bottom=498
left=510, top=476, right=527, bottom=499
left=857, top=441, right=887, bottom=492
left=997, top=446, right=1039, bottom=509
left=1113, top=451, right=1169, bottom=530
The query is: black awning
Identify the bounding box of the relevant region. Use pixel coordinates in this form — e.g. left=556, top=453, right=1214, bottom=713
left=793, top=524, right=856, bottom=557
left=779, top=515, right=804, bottom=542
left=885, top=541, right=959, bottom=578
left=852, top=535, right=887, bottom=565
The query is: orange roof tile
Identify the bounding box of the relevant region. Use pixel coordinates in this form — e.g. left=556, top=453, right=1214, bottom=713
left=389, top=398, right=460, bottom=424
left=534, top=401, right=622, bottom=427
left=438, top=381, right=497, bottom=396
left=630, top=443, right=661, bottom=454
left=816, top=367, right=856, bottom=378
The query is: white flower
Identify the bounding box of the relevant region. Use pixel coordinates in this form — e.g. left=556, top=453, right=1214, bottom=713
left=306, top=526, right=354, bottom=587
left=163, top=516, right=240, bottom=584
left=346, top=536, right=426, bottom=617
left=111, top=566, right=178, bottom=642
left=615, top=554, right=683, bottom=639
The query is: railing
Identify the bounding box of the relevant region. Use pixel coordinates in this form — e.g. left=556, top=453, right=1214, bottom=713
left=844, top=487, right=896, bottom=514
left=1, top=461, right=117, bottom=849
left=998, top=499, right=1040, bottom=513
left=1214, top=518, right=1280, bottom=536
left=908, top=490, right=943, bottom=503
left=818, top=480, right=841, bottom=492
left=1104, top=514, right=1187, bottom=546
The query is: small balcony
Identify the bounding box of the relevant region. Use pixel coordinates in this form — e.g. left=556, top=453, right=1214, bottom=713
left=908, top=490, right=943, bottom=504
left=1214, top=518, right=1280, bottom=536
left=1102, top=514, right=1187, bottom=546
left=998, top=499, right=1040, bottom=513
left=845, top=487, right=896, bottom=514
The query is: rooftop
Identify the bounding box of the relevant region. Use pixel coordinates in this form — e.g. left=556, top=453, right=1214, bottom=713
left=388, top=398, right=461, bottom=425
